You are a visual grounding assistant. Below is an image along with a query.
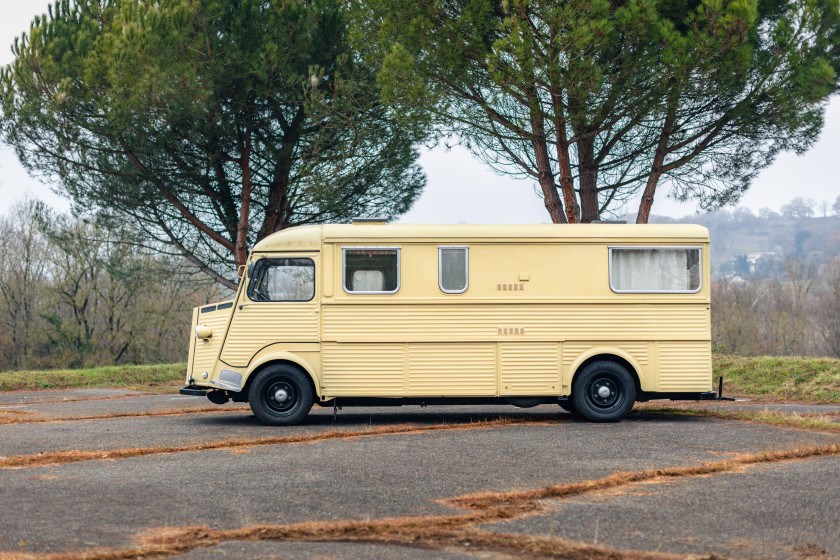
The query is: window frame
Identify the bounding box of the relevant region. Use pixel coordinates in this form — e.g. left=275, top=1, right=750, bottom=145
left=438, top=245, right=469, bottom=294
left=608, top=245, right=703, bottom=294
left=342, top=246, right=401, bottom=295
left=246, top=257, right=316, bottom=303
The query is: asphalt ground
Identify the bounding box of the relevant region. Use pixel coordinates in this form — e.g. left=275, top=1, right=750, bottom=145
left=0, top=390, right=838, bottom=560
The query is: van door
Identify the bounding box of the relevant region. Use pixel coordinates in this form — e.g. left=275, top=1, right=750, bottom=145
left=220, top=254, right=319, bottom=368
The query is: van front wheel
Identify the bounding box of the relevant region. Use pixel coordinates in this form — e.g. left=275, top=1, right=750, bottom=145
left=248, top=365, right=313, bottom=426
left=572, top=361, right=636, bottom=422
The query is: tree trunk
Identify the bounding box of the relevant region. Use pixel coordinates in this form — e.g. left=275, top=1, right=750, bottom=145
left=549, top=92, right=579, bottom=223
left=637, top=101, right=677, bottom=224
left=555, top=141, right=579, bottom=224
left=235, top=136, right=252, bottom=268
left=577, top=139, right=600, bottom=223
left=260, top=109, right=304, bottom=239
left=528, top=113, right=566, bottom=223
left=636, top=170, right=662, bottom=224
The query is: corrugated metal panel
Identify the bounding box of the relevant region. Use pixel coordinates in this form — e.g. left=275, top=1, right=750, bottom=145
left=192, top=310, right=232, bottom=376
left=221, top=304, right=319, bottom=366
left=561, top=343, right=591, bottom=367
left=561, top=342, right=649, bottom=366
left=321, top=343, right=405, bottom=395
left=658, top=341, right=712, bottom=392
left=500, top=343, right=561, bottom=394
left=322, top=305, right=709, bottom=341
left=407, top=343, right=497, bottom=395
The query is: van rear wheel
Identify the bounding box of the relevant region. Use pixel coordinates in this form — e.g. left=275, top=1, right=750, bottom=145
left=572, top=361, right=636, bottom=422
left=248, top=365, right=313, bottom=426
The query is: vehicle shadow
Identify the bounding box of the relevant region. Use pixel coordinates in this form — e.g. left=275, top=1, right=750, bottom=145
left=193, top=405, right=583, bottom=428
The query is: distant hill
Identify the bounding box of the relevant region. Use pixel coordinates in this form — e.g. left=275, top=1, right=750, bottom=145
left=645, top=210, right=840, bottom=278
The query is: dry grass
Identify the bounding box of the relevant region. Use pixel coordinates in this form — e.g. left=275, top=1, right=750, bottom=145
left=0, top=406, right=245, bottom=426
left=0, top=409, right=35, bottom=418
left=4, top=442, right=837, bottom=560
left=0, top=416, right=545, bottom=469
left=0, top=522, right=695, bottom=560
left=445, top=443, right=840, bottom=511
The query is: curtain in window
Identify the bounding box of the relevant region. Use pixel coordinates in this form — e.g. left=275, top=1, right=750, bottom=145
left=351, top=270, right=385, bottom=291
left=611, top=249, right=697, bottom=292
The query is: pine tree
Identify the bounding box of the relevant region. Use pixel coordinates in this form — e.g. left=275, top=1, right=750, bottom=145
left=2, top=0, right=426, bottom=288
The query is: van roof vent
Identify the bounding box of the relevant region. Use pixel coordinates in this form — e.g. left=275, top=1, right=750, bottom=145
left=352, top=217, right=389, bottom=224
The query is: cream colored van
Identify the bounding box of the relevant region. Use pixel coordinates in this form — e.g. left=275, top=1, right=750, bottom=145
left=180, top=222, right=715, bottom=424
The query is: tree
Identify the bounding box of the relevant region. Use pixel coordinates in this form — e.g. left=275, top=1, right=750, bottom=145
left=367, top=0, right=840, bottom=223
left=816, top=199, right=830, bottom=217
left=1, top=0, right=425, bottom=289
left=833, top=196, right=840, bottom=216
left=0, top=198, right=50, bottom=369
left=758, top=207, right=781, bottom=220
left=782, top=197, right=815, bottom=219
left=815, top=258, right=840, bottom=357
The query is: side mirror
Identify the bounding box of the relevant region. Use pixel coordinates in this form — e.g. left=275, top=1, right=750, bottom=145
left=237, top=265, right=246, bottom=278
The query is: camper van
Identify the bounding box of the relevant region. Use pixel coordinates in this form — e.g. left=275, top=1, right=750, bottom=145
left=180, top=222, right=715, bottom=424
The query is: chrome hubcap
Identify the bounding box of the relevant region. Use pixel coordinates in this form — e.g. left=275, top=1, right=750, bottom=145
left=274, top=389, right=289, bottom=402
left=597, top=386, right=611, bottom=399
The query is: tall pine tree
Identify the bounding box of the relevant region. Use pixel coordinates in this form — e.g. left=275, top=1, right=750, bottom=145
left=2, top=0, right=426, bottom=288
left=365, top=0, right=840, bottom=222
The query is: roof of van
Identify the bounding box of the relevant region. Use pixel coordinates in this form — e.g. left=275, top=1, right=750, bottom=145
left=251, top=223, right=709, bottom=252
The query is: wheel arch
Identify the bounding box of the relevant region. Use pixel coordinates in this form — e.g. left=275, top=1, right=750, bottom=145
left=568, top=348, right=643, bottom=393
left=243, top=353, right=319, bottom=400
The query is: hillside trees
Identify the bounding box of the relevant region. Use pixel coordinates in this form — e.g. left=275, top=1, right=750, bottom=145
left=712, top=254, right=840, bottom=357
left=367, top=0, right=840, bottom=223
left=782, top=197, right=816, bottom=219
left=0, top=201, right=222, bottom=371
left=0, top=198, right=51, bottom=369
left=1, top=0, right=425, bottom=289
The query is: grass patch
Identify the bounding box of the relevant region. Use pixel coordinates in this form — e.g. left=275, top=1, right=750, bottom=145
left=714, top=354, right=840, bottom=402
left=2, top=355, right=839, bottom=403
left=639, top=405, right=840, bottom=432
left=0, top=363, right=186, bottom=392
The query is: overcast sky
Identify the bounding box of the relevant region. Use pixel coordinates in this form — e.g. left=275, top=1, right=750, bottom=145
left=1, top=1, right=837, bottom=223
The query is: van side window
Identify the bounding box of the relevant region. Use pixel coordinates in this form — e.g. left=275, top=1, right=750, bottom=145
left=439, top=246, right=468, bottom=293
left=343, top=248, right=400, bottom=293
left=609, top=247, right=701, bottom=293
left=248, top=258, right=315, bottom=302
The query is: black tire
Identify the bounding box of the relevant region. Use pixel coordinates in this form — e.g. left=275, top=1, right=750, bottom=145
left=558, top=400, right=577, bottom=414
left=248, top=364, right=313, bottom=426
left=571, top=361, right=636, bottom=422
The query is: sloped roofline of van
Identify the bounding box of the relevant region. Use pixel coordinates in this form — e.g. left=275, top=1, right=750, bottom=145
left=250, top=223, right=710, bottom=253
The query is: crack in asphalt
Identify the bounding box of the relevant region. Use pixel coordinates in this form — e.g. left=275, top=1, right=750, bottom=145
left=4, top=443, right=839, bottom=560
left=0, top=406, right=245, bottom=426
left=0, top=416, right=564, bottom=469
